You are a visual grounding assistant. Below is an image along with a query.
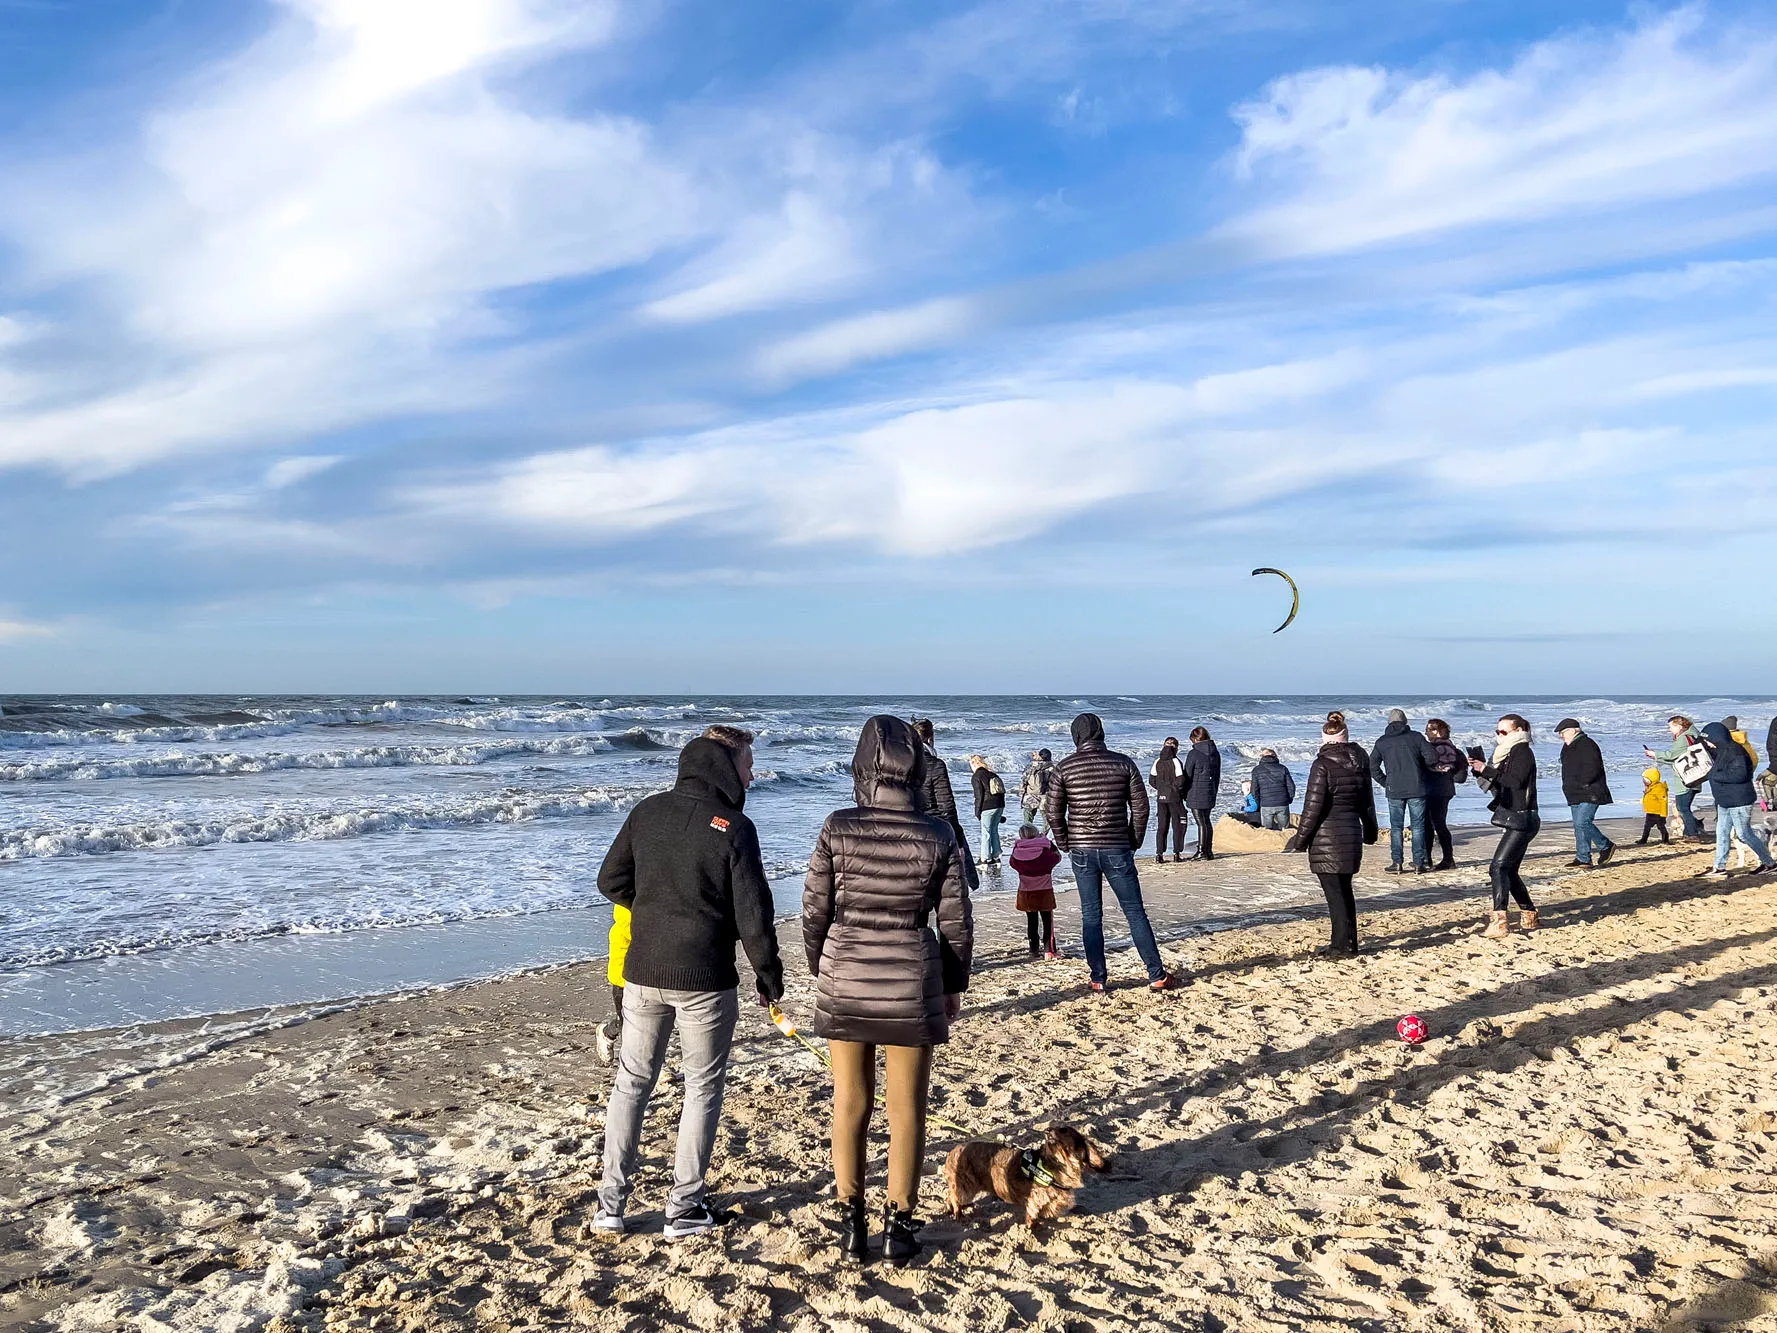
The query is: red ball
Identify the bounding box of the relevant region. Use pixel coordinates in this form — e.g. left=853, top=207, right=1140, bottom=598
left=1396, top=1014, right=1428, bottom=1045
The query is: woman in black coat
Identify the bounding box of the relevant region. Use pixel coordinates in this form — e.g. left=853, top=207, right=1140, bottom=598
left=1468, top=713, right=1540, bottom=937
left=1285, top=715, right=1378, bottom=955
left=1182, top=726, right=1223, bottom=860
left=804, top=715, right=973, bottom=1266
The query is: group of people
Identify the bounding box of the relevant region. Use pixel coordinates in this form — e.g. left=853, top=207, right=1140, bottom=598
left=586, top=706, right=1776, bottom=1261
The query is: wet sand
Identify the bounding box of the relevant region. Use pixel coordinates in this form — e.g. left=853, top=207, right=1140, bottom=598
left=6, top=820, right=1777, bottom=1331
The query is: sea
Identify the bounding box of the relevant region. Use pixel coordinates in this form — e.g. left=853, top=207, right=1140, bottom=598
left=2, top=693, right=1767, bottom=1039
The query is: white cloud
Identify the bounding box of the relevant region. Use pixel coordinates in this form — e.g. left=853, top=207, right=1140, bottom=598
left=1227, top=6, right=1777, bottom=255
left=755, top=297, right=981, bottom=382
left=0, top=617, right=55, bottom=643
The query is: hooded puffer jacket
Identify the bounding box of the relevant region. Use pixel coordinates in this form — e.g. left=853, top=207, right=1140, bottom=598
left=1182, top=738, right=1222, bottom=809
left=1703, top=722, right=1758, bottom=809
left=1286, top=742, right=1378, bottom=875
left=918, top=742, right=978, bottom=890
left=1044, top=713, right=1150, bottom=852
left=803, top=716, right=973, bottom=1047
left=1250, top=755, right=1297, bottom=808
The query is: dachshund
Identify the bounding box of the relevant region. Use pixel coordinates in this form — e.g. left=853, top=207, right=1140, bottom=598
left=943, top=1125, right=1109, bottom=1227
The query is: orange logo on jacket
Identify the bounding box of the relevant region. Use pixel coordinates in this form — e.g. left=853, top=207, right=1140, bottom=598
left=710, top=816, right=731, bottom=832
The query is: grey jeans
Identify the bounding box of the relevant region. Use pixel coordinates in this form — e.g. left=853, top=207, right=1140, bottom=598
left=1259, top=806, right=1289, bottom=830
left=598, top=984, right=738, bottom=1220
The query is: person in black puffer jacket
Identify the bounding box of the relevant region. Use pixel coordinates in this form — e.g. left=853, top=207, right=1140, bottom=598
left=1046, top=713, right=1176, bottom=992
left=1469, top=714, right=1541, bottom=938
left=1148, top=737, right=1187, bottom=862
left=1250, top=749, right=1297, bottom=829
left=1182, top=727, right=1222, bottom=859
left=1700, top=721, right=1775, bottom=877
left=912, top=718, right=978, bottom=890
left=805, top=715, right=973, bottom=1265
left=1285, top=716, right=1378, bottom=955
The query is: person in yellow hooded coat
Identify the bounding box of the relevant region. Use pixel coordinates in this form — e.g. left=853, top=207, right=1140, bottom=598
left=596, top=904, right=631, bottom=1065
left=1637, top=768, right=1671, bottom=845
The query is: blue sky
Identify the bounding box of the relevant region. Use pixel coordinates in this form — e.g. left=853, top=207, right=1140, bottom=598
left=2, top=0, right=1775, bottom=694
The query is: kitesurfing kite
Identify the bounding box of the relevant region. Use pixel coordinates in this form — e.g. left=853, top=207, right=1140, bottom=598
left=1251, top=567, right=1299, bottom=633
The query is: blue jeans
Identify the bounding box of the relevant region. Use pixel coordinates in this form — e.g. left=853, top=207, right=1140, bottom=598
left=1569, top=802, right=1612, bottom=862
left=1715, top=804, right=1774, bottom=870
left=980, top=808, right=1003, bottom=862
left=1387, top=797, right=1428, bottom=869
left=1071, top=847, right=1166, bottom=984
left=1676, top=787, right=1702, bottom=837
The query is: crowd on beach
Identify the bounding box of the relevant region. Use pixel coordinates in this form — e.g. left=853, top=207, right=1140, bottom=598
left=584, top=706, right=1777, bottom=1264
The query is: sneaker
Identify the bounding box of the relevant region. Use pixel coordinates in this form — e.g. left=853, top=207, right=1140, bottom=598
left=594, top=1019, right=618, bottom=1067
left=589, top=1209, right=625, bottom=1235
left=1384, top=863, right=1402, bottom=874
left=1698, top=869, right=1730, bottom=881
left=1598, top=844, right=1617, bottom=867
left=663, top=1204, right=734, bottom=1239
left=1150, top=972, right=1191, bottom=991
left=1045, top=948, right=1061, bottom=960
left=1432, top=859, right=1456, bottom=871
left=1566, top=859, right=1591, bottom=868
left=1087, top=980, right=1108, bottom=995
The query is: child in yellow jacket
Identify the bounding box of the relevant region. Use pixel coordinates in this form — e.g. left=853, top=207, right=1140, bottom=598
left=1637, top=768, right=1671, bottom=845
left=595, top=905, right=631, bottom=1066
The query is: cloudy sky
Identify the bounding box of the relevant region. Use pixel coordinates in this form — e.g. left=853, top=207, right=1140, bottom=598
left=2, top=0, right=1774, bottom=694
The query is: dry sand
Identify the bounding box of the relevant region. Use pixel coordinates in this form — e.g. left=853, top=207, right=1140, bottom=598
left=5, top=825, right=1777, bottom=1332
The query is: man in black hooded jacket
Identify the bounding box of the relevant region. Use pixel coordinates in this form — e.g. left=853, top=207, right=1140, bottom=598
left=594, top=730, right=784, bottom=1240
left=1046, top=713, right=1178, bottom=992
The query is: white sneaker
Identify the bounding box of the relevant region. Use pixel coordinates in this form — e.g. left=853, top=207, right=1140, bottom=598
left=590, top=1209, right=625, bottom=1235
left=663, top=1204, right=733, bottom=1239
left=594, top=1020, right=618, bottom=1066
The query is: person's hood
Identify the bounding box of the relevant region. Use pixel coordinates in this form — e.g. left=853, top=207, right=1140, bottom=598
left=852, top=714, right=923, bottom=810
left=675, top=737, right=745, bottom=810
left=1071, top=713, right=1105, bottom=749
left=1702, top=721, right=1734, bottom=751
left=1191, top=738, right=1217, bottom=755
left=1036, top=748, right=1052, bottom=763
left=1643, top=767, right=1663, bottom=784
left=1382, top=719, right=1409, bottom=737
left=1320, top=741, right=1365, bottom=770
left=1254, top=754, right=1284, bottom=768
left=1158, top=741, right=1178, bottom=760
left=1012, top=836, right=1053, bottom=857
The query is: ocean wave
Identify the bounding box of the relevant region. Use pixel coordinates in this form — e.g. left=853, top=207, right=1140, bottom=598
left=0, top=785, right=639, bottom=862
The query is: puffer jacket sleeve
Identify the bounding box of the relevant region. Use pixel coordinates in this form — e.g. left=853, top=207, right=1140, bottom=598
left=934, top=835, right=972, bottom=994
left=1286, top=757, right=1329, bottom=852
left=802, top=820, right=836, bottom=976
left=730, top=819, right=785, bottom=1001
left=1285, top=768, right=1298, bottom=803
left=1126, top=758, right=1149, bottom=848
left=1044, top=768, right=1072, bottom=852
left=1357, top=752, right=1379, bottom=843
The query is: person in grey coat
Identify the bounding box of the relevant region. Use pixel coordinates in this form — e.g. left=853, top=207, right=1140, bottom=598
left=1250, top=749, right=1297, bottom=830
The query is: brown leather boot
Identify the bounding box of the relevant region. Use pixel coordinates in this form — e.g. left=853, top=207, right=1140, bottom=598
left=1482, top=910, right=1510, bottom=939
left=1520, top=909, right=1539, bottom=931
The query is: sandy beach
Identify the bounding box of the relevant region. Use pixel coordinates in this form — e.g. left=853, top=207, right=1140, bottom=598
left=6, top=819, right=1777, bottom=1332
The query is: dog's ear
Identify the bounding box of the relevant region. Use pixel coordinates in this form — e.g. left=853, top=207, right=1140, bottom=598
left=1085, top=1137, right=1111, bottom=1171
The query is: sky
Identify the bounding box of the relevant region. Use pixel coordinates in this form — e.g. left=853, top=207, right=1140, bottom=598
left=1, top=0, right=1775, bottom=695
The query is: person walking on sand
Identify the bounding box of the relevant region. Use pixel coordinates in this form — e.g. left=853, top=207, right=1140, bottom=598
left=1696, top=721, right=1776, bottom=881
left=804, top=715, right=973, bottom=1267
left=1182, top=726, right=1222, bottom=860
left=1556, top=718, right=1616, bottom=869
left=1250, top=748, right=1297, bottom=830
left=1046, top=712, right=1180, bottom=993
left=1285, top=715, right=1379, bottom=956
left=1020, top=749, right=1054, bottom=830
left=1148, top=736, right=1188, bottom=862
left=1468, top=714, right=1541, bottom=938
left=594, top=725, right=785, bottom=1239
left=968, top=755, right=1007, bottom=866
left=1424, top=720, right=1467, bottom=870
left=913, top=719, right=978, bottom=889
left=1009, top=822, right=1061, bottom=957
left=1371, top=709, right=1437, bottom=874
left=1638, top=767, right=1672, bottom=845
left=1645, top=716, right=1706, bottom=841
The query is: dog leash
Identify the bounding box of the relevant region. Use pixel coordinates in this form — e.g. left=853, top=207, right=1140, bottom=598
left=767, top=1002, right=976, bottom=1138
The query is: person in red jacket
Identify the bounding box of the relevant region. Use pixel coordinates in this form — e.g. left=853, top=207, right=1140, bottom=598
left=1009, top=822, right=1061, bottom=957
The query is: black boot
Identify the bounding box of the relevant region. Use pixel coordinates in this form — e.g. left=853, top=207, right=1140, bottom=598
left=837, top=1198, right=869, bottom=1266
left=883, top=1204, right=922, bottom=1267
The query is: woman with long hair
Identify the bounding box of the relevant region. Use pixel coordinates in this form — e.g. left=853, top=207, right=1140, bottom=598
left=1182, top=725, right=1222, bottom=860
left=1469, top=713, right=1540, bottom=937
left=1285, top=714, right=1379, bottom=955
left=804, top=715, right=973, bottom=1267
left=1423, top=718, right=1467, bottom=871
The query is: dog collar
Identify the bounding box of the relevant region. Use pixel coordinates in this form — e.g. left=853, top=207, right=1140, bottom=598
left=1019, top=1149, right=1057, bottom=1187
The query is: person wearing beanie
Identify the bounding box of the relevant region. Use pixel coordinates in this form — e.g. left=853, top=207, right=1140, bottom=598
left=1370, top=707, right=1438, bottom=873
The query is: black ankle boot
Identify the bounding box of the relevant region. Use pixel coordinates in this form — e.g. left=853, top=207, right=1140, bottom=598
left=883, top=1204, right=922, bottom=1267
left=837, top=1197, right=869, bottom=1265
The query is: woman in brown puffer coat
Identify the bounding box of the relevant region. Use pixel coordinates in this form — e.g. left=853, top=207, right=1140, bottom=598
left=805, top=715, right=973, bottom=1267
left=1285, top=715, right=1379, bottom=956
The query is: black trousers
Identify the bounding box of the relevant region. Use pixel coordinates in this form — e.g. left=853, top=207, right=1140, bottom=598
left=1192, top=808, right=1214, bottom=855
left=1317, top=872, right=1357, bottom=950
left=1155, top=801, right=1188, bottom=855
left=1490, top=824, right=1538, bottom=911
left=610, top=983, right=625, bottom=1032
left=1424, top=790, right=1454, bottom=864
left=1639, top=812, right=1671, bottom=844
left=1025, top=910, right=1055, bottom=950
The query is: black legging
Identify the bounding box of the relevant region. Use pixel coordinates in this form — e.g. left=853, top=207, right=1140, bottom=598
left=1424, top=790, right=1454, bottom=865
left=1025, top=910, right=1055, bottom=951
left=1317, top=872, right=1357, bottom=951
left=1191, top=808, right=1214, bottom=856
left=1490, top=823, right=1538, bottom=911
left=1155, top=801, right=1188, bottom=856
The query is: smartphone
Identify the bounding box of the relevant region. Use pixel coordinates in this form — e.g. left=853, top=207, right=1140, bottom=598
left=1466, top=746, right=1485, bottom=762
